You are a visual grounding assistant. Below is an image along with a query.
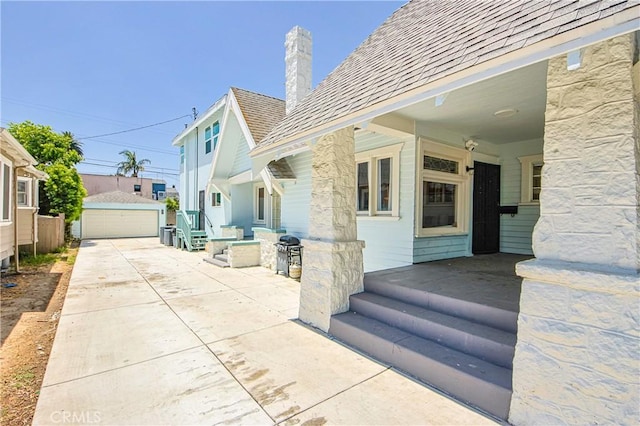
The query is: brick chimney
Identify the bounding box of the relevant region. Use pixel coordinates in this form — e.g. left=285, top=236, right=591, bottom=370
left=285, top=26, right=312, bottom=115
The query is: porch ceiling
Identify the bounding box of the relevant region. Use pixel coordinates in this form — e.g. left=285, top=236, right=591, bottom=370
left=395, top=61, right=548, bottom=144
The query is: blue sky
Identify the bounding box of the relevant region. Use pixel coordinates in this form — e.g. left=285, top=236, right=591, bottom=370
left=1, top=1, right=402, bottom=187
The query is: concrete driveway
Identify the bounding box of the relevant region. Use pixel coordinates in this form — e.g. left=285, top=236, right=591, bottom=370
left=34, top=238, right=496, bottom=425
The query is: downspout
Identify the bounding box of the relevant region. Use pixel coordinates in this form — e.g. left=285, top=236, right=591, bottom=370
left=195, top=126, right=199, bottom=212
left=13, top=165, right=27, bottom=273
left=31, top=179, right=38, bottom=256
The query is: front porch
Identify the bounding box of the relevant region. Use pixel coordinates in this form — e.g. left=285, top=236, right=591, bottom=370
left=330, top=253, right=530, bottom=420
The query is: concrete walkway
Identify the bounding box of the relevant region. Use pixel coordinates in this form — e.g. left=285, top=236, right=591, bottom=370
left=34, top=238, right=497, bottom=425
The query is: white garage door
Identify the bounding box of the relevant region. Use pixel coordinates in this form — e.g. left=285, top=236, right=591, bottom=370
left=82, top=209, right=158, bottom=239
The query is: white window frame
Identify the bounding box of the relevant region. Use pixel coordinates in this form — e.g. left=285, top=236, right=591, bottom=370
left=17, top=178, right=31, bottom=207
left=253, top=184, right=266, bottom=224
left=518, top=154, right=543, bottom=205
left=355, top=142, right=403, bottom=218
left=416, top=139, right=470, bottom=237
left=1, top=155, right=12, bottom=222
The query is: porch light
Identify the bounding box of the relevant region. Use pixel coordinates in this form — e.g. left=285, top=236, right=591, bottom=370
left=494, top=108, right=518, bottom=118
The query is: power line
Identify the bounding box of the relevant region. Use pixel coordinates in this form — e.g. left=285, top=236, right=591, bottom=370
left=83, top=157, right=179, bottom=173
left=79, top=161, right=179, bottom=176
left=77, top=115, right=191, bottom=140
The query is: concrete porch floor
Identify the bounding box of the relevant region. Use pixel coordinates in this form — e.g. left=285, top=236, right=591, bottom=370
left=33, top=238, right=497, bottom=425
left=366, top=253, right=533, bottom=312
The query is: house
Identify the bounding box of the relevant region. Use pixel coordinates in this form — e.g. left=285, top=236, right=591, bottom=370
left=0, top=128, right=48, bottom=270
left=172, top=86, right=294, bottom=252
left=248, top=1, right=639, bottom=424
left=80, top=173, right=169, bottom=201
left=72, top=191, right=166, bottom=239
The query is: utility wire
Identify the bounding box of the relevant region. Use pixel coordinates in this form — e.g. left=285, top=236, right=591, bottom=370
left=78, top=115, right=191, bottom=140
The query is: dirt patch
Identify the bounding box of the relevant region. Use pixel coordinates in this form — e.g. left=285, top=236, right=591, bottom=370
left=0, top=244, right=77, bottom=425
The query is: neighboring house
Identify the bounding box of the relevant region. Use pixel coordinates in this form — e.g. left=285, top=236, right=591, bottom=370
left=172, top=87, right=294, bottom=242
left=71, top=190, right=166, bottom=239
left=248, top=1, right=639, bottom=425
left=0, top=128, right=48, bottom=269
left=80, top=173, right=169, bottom=201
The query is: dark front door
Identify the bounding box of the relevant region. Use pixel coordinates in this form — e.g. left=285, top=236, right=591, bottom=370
left=472, top=162, right=500, bottom=254
left=198, top=190, right=205, bottom=231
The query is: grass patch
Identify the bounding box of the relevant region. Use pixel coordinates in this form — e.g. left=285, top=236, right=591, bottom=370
left=18, top=253, right=58, bottom=267
left=66, top=254, right=77, bottom=265
left=13, top=368, right=36, bottom=389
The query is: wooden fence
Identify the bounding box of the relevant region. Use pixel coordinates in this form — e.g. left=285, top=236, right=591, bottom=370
left=37, top=214, right=65, bottom=254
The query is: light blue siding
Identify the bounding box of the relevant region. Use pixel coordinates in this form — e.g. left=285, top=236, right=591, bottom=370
left=499, top=139, right=543, bottom=255
left=230, top=182, right=254, bottom=237
left=230, top=132, right=251, bottom=177
left=413, top=235, right=469, bottom=262
left=280, top=152, right=312, bottom=238
left=355, top=131, right=416, bottom=272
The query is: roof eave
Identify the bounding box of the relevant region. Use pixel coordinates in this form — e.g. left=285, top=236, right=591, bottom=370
left=171, top=96, right=227, bottom=146
left=251, top=7, right=640, bottom=160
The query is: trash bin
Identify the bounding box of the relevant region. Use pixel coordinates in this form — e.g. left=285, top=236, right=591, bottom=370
left=159, top=226, right=168, bottom=244
left=164, top=227, right=173, bottom=246
left=172, top=227, right=178, bottom=248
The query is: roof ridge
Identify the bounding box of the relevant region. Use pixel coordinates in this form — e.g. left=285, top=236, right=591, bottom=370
left=231, top=86, right=284, bottom=103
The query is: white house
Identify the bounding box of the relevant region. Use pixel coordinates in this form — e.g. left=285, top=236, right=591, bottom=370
left=249, top=1, right=639, bottom=424
left=0, top=128, right=48, bottom=270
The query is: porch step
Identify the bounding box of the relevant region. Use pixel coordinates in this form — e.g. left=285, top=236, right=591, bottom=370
left=350, top=292, right=516, bottom=368
left=364, top=277, right=518, bottom=333
left=205, top=257, right=229, bottom=268
left=330, top=312, right=512, bottom=420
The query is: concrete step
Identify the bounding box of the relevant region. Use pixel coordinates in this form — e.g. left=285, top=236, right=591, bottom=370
left=204, top=257, right=229, bottom=268
left=214, top=254, right=228, bottom=263
left=222, top=249, right=229, bottom=255
left=330, top=311, right=512, bottom=420
left=350, top=292, right=515, bottom=368
left=364, top=277, right=518, bottom=333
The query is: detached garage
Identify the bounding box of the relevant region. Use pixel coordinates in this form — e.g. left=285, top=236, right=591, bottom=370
left=78, top=191, right=166, bottom=239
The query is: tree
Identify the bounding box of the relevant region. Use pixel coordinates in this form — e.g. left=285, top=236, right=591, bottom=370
left=62, top=131, right=83, bottom=158
left=7, top=121, right=86, bottom=226
left=165, top=197, right=179, bottom=212
left=116, top=150, right=150, bottom=177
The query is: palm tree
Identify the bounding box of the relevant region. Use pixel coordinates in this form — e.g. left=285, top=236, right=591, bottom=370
left=62, top=131, right=83, bottom=158
left=116, top=150, right=150, bottom=177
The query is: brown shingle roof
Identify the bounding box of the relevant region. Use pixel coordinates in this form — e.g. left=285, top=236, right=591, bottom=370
left=231, top=87, right=286, bottom=144
left=230, top=87, right=295, bottom=179
left=257, top=0, right=638, bottom=151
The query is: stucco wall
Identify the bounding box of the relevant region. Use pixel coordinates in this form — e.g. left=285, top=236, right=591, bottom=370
left=510, top=34, right=639, bottom=425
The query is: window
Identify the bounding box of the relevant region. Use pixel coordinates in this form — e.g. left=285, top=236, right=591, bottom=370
left=355, top=143, right=403, bottom=218
left=254, top=184, right=266, bottom=224
left=518, top=154, right=543, bottom=204
left=17, top=179, right=30, bottom=207
left=180, top=146, right=184, bottom=164
left=204, top=122, right=220, bottom=154
left=1, top=161, right=11, bottom=221
left=134, top=184, right=141, bottom=192
left=417, top=139, right=470, bottom=236
left=211, top=192, right=221, bottom=207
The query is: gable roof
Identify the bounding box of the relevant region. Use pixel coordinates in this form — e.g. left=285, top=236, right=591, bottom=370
left=228, top=87, right=295, bottom=179
left=255, top=0, right=639, bottom=154
left=84, top=191, right=163, bottom=205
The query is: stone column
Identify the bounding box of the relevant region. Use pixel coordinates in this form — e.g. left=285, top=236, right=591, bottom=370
left=510, top=34, right=639, bottom=425
left=299, top=126, right=365, bottom=332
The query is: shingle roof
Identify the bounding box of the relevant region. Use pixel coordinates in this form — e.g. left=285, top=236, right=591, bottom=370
left=231, top=87, right=286, bottom=144
left=230, top=87, right=295, bottom=179
left=257, top=0, right=638, bottom=151
left=84, top=191, right=163, bottom=205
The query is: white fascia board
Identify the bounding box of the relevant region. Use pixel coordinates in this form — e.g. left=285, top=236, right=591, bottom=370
left=207, top=90, right=234, bottom=184
left=228, top=170, right=253, bottom=185
left=250, top=10, right=640, bottom=158
left=171, top=95, right=227, bottom=146
left=0, top=128, right=38, bottom=166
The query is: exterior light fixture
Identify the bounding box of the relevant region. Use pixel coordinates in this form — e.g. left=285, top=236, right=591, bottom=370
left=567, top=50, right=582, bottom=70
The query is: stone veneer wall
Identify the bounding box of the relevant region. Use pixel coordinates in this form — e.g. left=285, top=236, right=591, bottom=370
left=220, top=226, right=244, bottom=240
left=510, top=34, right=639, bottom=425
left=299, top=126, right=365, bottom=332
left=228, top=241, right=261, bottom=268
left=252, top=228, right=286, bottom=270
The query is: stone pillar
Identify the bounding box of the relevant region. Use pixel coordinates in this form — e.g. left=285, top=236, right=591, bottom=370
left=285, top=26, right=312, bottom=114
left=510, top=34, right=639, bottom=425
left=299, top=126, right=365, bottom=332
